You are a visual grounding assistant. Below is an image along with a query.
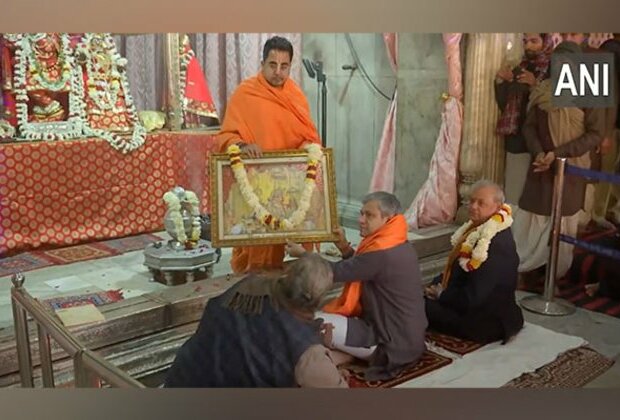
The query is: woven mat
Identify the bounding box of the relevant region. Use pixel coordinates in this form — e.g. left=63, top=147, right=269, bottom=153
left=503, top=346, right=614, bottom=388
left=425, top=330, right=483, bottom=355
left=0, top=233, right=163, bottom=278
left=42, top=290, right=125, bottom=310
left=346, top=350, right=453, bottom=388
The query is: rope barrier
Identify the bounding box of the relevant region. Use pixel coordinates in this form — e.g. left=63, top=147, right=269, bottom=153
left=564, top=163, right=620, bottom=185
left=559, top=233, right=620, bottom=261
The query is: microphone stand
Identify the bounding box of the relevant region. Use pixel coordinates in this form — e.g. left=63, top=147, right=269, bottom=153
left=314, top=61, right=327, bottom=148
left=302, top=58, right=327, bottom=148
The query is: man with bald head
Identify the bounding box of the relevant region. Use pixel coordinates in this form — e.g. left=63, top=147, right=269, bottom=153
left=425, top=180, right=524, bottom=344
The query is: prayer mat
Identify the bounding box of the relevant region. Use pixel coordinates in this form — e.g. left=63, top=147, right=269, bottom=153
left=42, top=290, right=125, bottom=310
left=0, top=253, right=55, bottom=278
left=425, top=330, right=483, bottom=355
left=41, top=243, right=115, bottom=265
left=345, top=350, right=453, bottom=388
left=503, top=346, right=614, bottom=388
left=0, top=233, right=163, bottom=278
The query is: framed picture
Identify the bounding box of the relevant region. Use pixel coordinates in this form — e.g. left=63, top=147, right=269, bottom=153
left=209, top=148, right=339, bottom=247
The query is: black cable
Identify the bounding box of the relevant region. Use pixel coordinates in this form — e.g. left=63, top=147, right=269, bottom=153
left=344, top=34, right=393, bottom=101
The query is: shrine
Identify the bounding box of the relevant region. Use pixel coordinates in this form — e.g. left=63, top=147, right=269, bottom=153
left=1, top=32, right=619, bottom=391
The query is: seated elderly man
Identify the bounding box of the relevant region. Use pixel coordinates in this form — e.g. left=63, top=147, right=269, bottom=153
left=425, top=180, right=524, bottom=344
left=164, top=254, right=348, bottom=388
left=286, top=191, right=427, bottom=381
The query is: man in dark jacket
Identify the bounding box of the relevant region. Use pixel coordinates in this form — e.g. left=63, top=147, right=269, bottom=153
left=424, top=180, right=524, bottom=344
left=164, top=253, right=349, bottom=388
left=286, top=191, right=428, bottom=381
left=495, top=33, right=552, bottom=204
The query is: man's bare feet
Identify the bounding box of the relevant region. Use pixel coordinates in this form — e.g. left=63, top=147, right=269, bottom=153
left=585, top=283, right=600, bottom=297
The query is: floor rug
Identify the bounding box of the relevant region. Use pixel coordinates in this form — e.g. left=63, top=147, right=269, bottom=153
left=42, top=290, right=125, bottom=310
left=425, top=331, right=483, bottom=355
left=346, top=350, right=453, bottom=388
left=503, top=346, right=614, bottom=388
left=0, top=233, right=163, bottom=278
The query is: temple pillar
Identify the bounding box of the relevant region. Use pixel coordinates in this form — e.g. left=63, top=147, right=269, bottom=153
left=456, top=33, right=519, bottom=222
left=164, top=33, right=182, bottom=131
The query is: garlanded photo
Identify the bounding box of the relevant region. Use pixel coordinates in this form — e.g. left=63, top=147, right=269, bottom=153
left=209, top=145, right=339, bottom=247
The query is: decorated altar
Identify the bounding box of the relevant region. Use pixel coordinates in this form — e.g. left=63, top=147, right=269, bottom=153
left=0, top=32, right=222, bottom=255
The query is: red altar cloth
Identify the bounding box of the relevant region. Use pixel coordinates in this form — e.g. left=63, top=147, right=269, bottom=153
left=0, top=132, right=218, bottom=255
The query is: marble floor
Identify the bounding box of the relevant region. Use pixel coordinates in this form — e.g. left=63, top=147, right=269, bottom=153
left=1, top=228, right=619, bottom=387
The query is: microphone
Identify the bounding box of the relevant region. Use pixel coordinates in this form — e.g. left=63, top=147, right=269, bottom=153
left=302, top=58, right=316, bottom=79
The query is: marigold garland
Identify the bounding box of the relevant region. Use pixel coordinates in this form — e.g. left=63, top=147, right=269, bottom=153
left=227, top=143, right=323, bottom=231
left=451, top=204, right=513, bottom=272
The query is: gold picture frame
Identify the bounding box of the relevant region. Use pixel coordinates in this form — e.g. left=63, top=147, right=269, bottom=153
left=210, top=148, right=339, bottom=247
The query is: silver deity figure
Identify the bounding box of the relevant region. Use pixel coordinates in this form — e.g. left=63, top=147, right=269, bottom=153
left=163, top=186, right=201, bottom=250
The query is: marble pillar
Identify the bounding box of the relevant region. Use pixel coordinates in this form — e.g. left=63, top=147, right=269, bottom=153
left=457, top=33, right=516, bottom=222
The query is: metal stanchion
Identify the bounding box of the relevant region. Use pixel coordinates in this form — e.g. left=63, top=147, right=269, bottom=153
left=521, top=158, right=576, bottom=316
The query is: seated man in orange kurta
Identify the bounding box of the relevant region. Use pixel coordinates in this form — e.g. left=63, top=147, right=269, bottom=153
left=217, top=36, right=321, bottom=274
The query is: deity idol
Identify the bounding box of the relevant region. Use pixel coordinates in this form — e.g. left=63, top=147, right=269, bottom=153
left=1, top=33, right=73, bottom=126
left=75, top=33, right=146, bottom=151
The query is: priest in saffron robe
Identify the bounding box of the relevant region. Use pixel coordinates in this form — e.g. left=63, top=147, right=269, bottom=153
left=217, top=36, right=321, bottom=274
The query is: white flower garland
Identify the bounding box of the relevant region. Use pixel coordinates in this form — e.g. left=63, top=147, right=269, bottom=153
left=8, top=32, right=145, bottom=153
left=178, top=36, right=193, bottom=117
left=227, top=143, right=322, bottom=231
left=163, top=190, right=202, bottom=245
left=76, top=33, right=146, bottom=153
left=450, top=204, right=513, bottom=272
left=12, top=33, right=85, bottom=142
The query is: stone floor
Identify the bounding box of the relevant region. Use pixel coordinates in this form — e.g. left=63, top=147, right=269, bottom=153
left=1, top=228, right=619, bottom=387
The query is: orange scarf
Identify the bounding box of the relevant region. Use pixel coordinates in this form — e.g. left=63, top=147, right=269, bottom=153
left=322, top=214, right=408, bottom=317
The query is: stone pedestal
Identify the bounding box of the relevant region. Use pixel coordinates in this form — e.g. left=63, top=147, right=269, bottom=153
left=144, top=239, right=218, bottom=286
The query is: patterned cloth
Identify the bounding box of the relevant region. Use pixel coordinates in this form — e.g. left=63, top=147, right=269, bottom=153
left=0, top=132, right=218, bottom=255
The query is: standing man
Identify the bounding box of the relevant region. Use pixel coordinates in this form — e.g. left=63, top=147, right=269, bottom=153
left=217, top=36, right=321, bottom=274
left=495, top=33, right=552, bottom=204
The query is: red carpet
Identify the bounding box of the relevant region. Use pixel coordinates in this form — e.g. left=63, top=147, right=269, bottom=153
left=346, top=350, right=453, bottom=388
left=0, top=233, right=163, bottom=278
left=344, top=332, right=483, bottom=388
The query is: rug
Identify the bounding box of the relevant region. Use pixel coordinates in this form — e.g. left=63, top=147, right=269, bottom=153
left=346, top=350, right=453, bottom=388
left=425, top=330, right=483, bottom=355
left=503, top=346, right=614, bottom=388
left=0, top=233, right=163, bottom=278
left=42, top=290, right=125, bottom=310
left=0, top=253, right=55, bottom=278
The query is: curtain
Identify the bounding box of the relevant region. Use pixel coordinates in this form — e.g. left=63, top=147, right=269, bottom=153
left=368, top=33, right=398, bottom=193
left=113, top=33, right=302, bottom=117
left=405, top=33, right=464, bottom=229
